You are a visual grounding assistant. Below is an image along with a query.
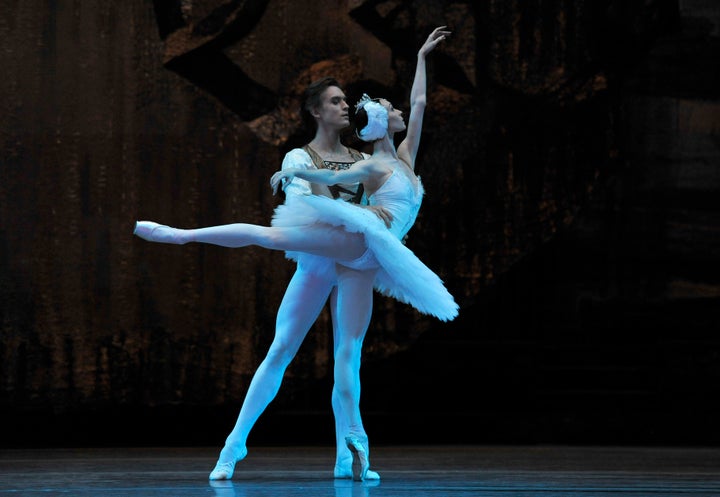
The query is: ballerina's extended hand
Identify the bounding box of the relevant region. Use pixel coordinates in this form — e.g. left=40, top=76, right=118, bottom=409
left=270, top=170, right=295, bottom=195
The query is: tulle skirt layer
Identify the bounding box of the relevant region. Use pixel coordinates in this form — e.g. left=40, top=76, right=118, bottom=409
left=272, top=195, right=458, bottom=321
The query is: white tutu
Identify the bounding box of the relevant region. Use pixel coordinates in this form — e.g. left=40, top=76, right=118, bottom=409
left=271, top=187, right=458, bottom=321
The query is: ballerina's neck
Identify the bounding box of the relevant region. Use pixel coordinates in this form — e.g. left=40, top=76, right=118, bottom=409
left=372, top=138, right=397, bottom=158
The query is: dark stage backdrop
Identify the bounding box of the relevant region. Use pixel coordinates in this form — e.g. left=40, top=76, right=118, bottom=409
left=1, top=0, right=718, bottom=448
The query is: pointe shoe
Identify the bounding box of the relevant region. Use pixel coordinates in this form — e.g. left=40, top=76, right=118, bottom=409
left=133, top=221, right=185, bottom=244
left=344, top=434, right=370, bottom=481
left=208, top=445, right=248, bottom=481
left=334, top=462, right=380, bottom=480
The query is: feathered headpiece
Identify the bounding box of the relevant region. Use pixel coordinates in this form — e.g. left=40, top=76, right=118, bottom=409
left=355, top=93, right=388, bottom=142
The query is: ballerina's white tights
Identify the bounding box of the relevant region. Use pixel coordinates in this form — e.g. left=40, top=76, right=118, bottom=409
left=155, top=222, right=368, bottom=265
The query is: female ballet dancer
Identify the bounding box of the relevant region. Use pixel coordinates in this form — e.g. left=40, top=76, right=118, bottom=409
left=133, top=98, right=456, bottom=315
left=135, top=26, right=455, bottom=480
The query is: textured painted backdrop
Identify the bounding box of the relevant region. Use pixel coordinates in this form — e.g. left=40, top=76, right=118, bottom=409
left=1, top=0, right=717, bottom=446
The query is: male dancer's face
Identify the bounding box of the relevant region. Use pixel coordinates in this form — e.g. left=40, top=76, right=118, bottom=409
left=315, top=86, right=350, bottom=131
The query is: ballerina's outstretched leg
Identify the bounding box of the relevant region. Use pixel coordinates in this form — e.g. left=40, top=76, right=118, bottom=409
left=134, top=220, right=366, bottom=262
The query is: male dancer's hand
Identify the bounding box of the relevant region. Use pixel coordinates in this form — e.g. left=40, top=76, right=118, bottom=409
left=365, top=205, right=393, bottom=228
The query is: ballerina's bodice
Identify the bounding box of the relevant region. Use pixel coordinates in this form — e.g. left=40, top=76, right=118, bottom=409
left=367, top=170, right=424, bottom=240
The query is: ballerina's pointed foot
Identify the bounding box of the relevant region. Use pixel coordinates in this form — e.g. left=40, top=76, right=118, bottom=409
left=208, top=445, right=248, bottom=481
left=344, top=434, right=371, bottom=481
left=133, top=221, right=186, bottom=244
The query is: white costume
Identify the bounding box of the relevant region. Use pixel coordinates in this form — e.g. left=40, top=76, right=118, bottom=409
left=273, top=168, right=458, bottom=322
left=280, top=146, right=368, bottom=279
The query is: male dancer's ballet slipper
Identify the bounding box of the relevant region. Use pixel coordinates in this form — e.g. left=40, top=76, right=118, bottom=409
left=344, top=434, right=370, bottom=481
left=133, top=221, right=185, bottom=244
left=208, top=445, right=248, bottom=480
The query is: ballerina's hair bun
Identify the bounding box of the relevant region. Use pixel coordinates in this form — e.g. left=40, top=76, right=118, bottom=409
left=354, top=94, right=388, bottom=142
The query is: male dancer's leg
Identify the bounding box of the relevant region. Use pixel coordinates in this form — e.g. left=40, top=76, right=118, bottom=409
left=209, top=258, right=334, bottom=479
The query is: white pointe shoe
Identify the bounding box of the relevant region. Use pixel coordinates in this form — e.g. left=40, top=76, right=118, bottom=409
left=133, top=221, right=185, bottom=244
left=208, top=445, right=248, bottom=481
left=344, top=434, right=371, bottom=481
left=334, top=462, right=380, bottom=480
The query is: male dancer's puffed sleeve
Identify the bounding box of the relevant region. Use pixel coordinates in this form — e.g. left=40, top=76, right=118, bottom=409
left=281, top=148, right=314, bottom=198
left=278, top=148, right=337, bottom=280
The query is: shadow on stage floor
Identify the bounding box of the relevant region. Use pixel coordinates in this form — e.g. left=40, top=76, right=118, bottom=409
left=2, top=445, right=720, bottom=496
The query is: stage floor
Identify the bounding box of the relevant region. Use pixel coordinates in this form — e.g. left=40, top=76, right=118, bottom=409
left=1, top=445, right=720, bottom=496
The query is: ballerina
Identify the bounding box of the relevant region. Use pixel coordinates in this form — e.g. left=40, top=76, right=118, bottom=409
left=134, top=94, right=457, bottom=321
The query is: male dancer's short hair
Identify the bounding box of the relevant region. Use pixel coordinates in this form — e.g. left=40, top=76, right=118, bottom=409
left=300, top=77, right=342, bottom=131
